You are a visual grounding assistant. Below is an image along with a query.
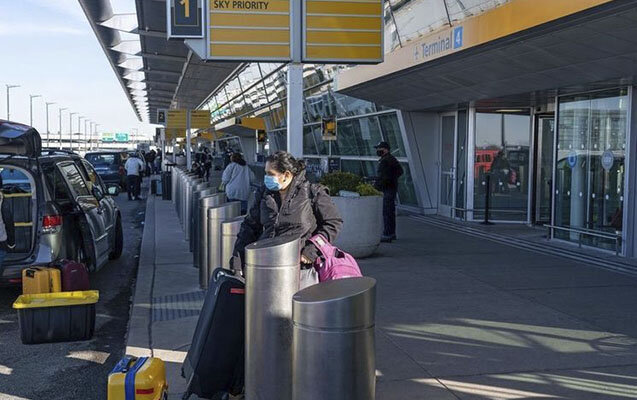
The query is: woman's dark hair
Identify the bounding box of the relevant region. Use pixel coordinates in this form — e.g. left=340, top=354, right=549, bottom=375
left=266, top=151, right=306, bottom=176
left=231, top=152, right=246, bottom=166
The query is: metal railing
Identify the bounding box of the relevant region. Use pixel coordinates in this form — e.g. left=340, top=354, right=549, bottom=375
left=545, top=224, right=622, bottom=256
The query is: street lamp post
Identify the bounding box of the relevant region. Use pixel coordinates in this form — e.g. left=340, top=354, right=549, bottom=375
left=94, top=124, right=100, bottom=151
left=77, top=116, right=85, bottom=152
left=84, top=119, right=89, bottom=152
left=58, top=107, right=67, bottom=149
left=69, top=112, right=77, bottom=151
left=29, top=94, right=42, bottom=126
left=6, top=84, right=20, bottom=120
left=45, top=102, right=55, bottom=147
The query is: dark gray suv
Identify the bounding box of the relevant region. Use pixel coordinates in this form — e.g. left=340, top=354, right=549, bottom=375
left=0, top=120, right=124, bottom=285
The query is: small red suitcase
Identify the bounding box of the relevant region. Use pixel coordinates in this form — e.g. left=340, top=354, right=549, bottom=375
left=52, top=260, right=90, bottom=292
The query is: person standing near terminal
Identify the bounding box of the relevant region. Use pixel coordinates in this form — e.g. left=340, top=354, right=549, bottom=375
left=374, top=141, right=403, bottom=243
left=125, top=154, right=145, bottom=200
left=230, top=151, right=343, bottom=288
left=221, top=153, right=256, bottom=214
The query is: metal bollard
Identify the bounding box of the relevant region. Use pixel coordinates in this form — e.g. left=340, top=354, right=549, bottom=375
left=201, top=202, right=241, bottom=289
left=190, top=186, right=217, bottom=253
left=185, top=181, right=208, bottom=241
left=182, top=175, right=200, bottom=227
left=292, top=277, right=377, bottom=400
left=245, top=236, right=301, bottom=400
left=196, top=193, right=226, bottom=271
left=221, top=216, right=244, bottom=270
left=171, top=167, right=181, bottom=205
left=180, top=174, right=197, bottom=225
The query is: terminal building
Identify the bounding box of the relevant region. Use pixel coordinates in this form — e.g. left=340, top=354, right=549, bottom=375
left=83, top=0, right=637, bottom=258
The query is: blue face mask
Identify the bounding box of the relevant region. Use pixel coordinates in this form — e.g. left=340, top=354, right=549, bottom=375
left=264, top=175, right=281, bottom=191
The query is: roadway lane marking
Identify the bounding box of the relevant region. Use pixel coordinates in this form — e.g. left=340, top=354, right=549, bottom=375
left=0, top=365, right=13, bottom=375
left=66, top=350, right=110, bottom=364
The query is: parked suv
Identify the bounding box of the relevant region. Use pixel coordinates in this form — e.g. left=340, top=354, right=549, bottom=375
left=0, top=120, right=124, bottom=285
left=85, top=151, right=127, bottom=190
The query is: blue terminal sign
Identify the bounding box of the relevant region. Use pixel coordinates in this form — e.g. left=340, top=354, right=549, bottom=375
left=167, top=0, right=204, bottom=39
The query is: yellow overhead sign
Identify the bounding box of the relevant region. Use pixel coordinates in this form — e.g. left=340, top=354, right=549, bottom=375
left=166, top=109, right=188, bottom=129
left=190, top=110, right=212, bottom=129
left=166, top=128, right=187, bottom=139
left=303, top=0, right=383, bottom=63
left=207, top=0, right=291, bottom=61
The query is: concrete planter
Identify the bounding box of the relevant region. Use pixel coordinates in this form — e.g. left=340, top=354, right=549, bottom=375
left=332, top=195, right=382, bottom=258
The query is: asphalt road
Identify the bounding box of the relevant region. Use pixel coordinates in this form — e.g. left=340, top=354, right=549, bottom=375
left=0, top=192, right=146, bottom=400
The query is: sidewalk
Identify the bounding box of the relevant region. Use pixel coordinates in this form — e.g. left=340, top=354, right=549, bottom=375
left=129, top=193, right=637, bottom=399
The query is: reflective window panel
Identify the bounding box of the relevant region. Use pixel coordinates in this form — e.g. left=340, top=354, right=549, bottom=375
left=474, top=110, right=531, bottom=221
left=554, top=88, right=628, bottom=251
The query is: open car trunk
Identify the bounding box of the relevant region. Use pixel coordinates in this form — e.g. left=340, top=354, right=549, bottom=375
left=1, top=165, right=37, bottom=262
left=0, top=121, right=42, bottom=262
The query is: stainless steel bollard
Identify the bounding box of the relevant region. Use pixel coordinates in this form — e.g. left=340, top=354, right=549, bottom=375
left=196, top=193, right=225, bottom=271
left=245, top=236, right=301, bottom=400
left=190, top=186, right=216, bottom=253
left=292, top=277, right=377, bottom=400
left=221, top=216, right=244, bottom=270
left=185, top=180, right=208, bottom=241
left=171, top=167, right=182, bottom=205
left=201, top=202, right=241, bottom=289
left=181, top=174, right=198, bottom=226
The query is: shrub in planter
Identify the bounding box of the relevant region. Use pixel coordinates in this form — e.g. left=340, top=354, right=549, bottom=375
left=320, top=172, right=382, bottom=258
left=320, top=172, right=362, bottom=196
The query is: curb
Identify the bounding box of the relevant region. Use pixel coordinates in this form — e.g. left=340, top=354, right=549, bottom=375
left=125, top=189, right=156, bottom=358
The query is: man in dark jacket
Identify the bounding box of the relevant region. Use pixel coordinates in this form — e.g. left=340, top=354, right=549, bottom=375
left=374, top=141, right=403, bottom=243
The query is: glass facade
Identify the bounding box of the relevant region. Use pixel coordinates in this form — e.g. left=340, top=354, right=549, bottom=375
left=473, top=111, right=531, bottom=221
left=385, top=0, right=511, bottom=51
left=202, top=63, right=417, bottom=206
left=554, top=88, right=628, bottom=251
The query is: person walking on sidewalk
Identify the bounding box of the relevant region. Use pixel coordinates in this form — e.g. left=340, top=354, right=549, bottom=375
left=125, top=154, right=145, bottom=200
left=374, top=141, right=403, bottom=243
left=230, top=151, right=343, bottom=289
left=222, top=153, right=256, bottom=214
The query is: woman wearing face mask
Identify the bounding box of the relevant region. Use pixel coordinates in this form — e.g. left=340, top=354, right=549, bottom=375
left=230, top=151, right=343, bottom=288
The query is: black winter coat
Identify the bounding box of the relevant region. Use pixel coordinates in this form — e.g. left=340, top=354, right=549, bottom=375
left=233, top=171, right=343, bottom=264
left=376, top=153, right=403, bottom=192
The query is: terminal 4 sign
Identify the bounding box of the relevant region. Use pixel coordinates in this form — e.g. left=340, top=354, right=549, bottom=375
left=181, top=0, right=383, bottom=63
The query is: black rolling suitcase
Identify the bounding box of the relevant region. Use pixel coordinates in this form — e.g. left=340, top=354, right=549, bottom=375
left=182, top=268, right=245, bottom=400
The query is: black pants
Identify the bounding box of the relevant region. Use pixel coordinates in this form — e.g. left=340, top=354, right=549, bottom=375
left=127, top=175, right=141, bottom=199
left=383, top=190, right=397, bottom=237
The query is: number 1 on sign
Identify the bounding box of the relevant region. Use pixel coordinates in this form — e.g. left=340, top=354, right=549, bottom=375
left=180, top=0, right=190, bottom=17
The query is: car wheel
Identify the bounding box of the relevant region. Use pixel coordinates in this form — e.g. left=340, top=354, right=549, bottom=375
left=74, top=240, right=95, bottom=272
left=109, top=217, right=124, bottom=260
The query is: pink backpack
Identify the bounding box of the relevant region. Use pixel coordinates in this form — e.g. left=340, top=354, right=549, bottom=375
left=309, top=234, right=362, bottom=282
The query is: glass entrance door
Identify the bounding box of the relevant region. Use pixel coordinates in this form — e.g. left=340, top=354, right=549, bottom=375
left=535, top=115, right=554, bottom=223
left=554, top=88, right=628, bottom=251
left=439, top=114, right=456, bottom=216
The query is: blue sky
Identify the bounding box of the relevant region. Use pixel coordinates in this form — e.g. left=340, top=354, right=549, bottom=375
left=0, top=0, right=155, bottom=138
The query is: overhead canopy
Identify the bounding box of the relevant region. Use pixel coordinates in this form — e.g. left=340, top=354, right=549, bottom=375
left=337, top=0, right=637, bottom=111
left=79, top=0, right=241, bottom=124
left=214, top=117, right=266, bottom=137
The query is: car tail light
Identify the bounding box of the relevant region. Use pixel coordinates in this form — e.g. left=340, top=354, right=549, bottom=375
left=136, top=388, right=154, bottom=395
left=9, top=278, right=22, bottom=284
left=42, top=215, right=62, bottom=234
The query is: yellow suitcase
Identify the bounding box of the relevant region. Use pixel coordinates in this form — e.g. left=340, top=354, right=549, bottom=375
left=22, top=267, right=61, bottom=294
left=107, top=356, right=168, bottom=400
